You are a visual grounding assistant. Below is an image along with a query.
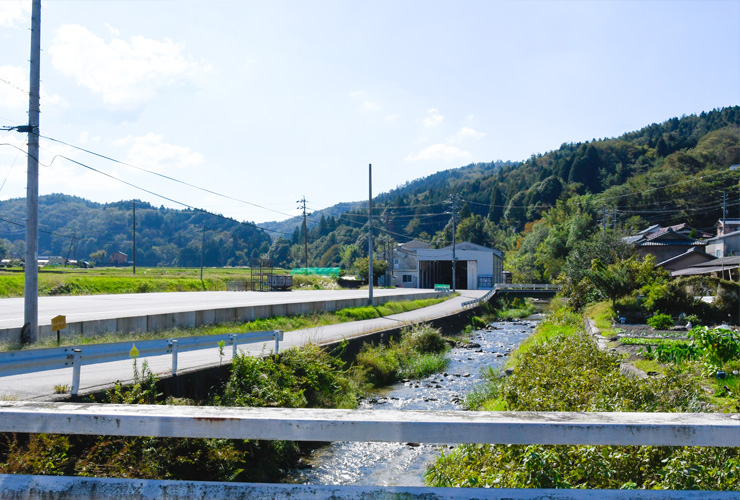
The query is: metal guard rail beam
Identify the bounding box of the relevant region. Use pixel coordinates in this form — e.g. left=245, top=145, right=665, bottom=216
left=0, top=330, right=283, bottom=395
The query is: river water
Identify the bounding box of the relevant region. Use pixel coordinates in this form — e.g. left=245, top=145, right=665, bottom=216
left=285, top=317, right=539, bottom=486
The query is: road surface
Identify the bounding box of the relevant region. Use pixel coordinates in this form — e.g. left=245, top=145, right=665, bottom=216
left=0, top=289, right=441, bottom=330
left=0, top=289, right=487, bottom=400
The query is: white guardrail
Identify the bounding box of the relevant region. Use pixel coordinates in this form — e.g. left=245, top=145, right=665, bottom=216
left=0, top=330, right=283, bottom=396
left=0, top=403, right=738, bottom=499
left=461, top=283, right=561, bottom=309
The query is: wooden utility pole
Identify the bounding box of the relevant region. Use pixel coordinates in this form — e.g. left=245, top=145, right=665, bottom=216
left=448, top=195, right=459, bottom=292
left=132, top=201, right=136, bottom=275
left=297, top=196, right=309, bottom=268
left=200, top=224, right=206, bottom=280
left=368, top=164, right=373, bottom=305
left=23, top=0, right=41, bottom=342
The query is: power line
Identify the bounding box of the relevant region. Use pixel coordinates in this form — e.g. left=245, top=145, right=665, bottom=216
left=0, top=142, right=295, bottom=237
left=39, top=134, right=298, bottom=220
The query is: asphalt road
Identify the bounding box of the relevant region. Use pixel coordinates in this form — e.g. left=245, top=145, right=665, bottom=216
left=0, top=289, right=487, bottom=400
left=0, top=288, right=440, bottom=330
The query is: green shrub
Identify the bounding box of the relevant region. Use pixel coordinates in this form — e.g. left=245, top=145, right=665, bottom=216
left=647, top=312, right=674, bottom=330
left=400, top=324, right=447, bottom=354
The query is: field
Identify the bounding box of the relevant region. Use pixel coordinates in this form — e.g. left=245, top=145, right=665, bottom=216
left=0, top=266, right=326, bottom=298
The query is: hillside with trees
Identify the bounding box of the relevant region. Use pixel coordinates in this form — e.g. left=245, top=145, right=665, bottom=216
left=0, top=195, right=271, bottom=267
left=1, top=107, right=738, bottom=273
left=269, top=107, right=739, bottom=273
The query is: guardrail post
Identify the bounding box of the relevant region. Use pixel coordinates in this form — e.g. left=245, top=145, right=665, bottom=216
left=170, top=340, right=178, bottom=376
left=230, top=333, right=238, bottom=358
left=71, top=349, right=81, bottom=396
left=274, top=330, right=281, bottom=355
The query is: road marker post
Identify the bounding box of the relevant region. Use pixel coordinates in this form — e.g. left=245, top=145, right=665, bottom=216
left=51, top=315, right=66, bottom=346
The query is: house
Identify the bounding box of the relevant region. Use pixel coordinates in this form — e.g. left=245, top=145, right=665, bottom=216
left=108, top=251, right=128, bottom=266
left=623, top=227, right=707, bottom=262
left=391, top=239, right=430, bottom=288
left=715, top=218, right=740, bottom=236
left=671, top=255, right=740, bottom=280
left=705, top=230, right=740, bottom=259
left=656, top=247, right=716, bottom=272
left=415, top=241, right=503, bottom=290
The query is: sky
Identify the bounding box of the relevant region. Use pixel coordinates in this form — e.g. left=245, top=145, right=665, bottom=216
left=0, top=0, right=738, bottom=228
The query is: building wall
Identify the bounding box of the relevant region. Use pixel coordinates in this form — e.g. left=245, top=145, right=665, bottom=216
left=706, top=232, right=740, bottom=258
left=415, top=247, right=503, bottom=290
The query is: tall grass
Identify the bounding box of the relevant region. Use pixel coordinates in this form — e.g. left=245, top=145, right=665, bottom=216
left=354, top=324, right=449, bottom=386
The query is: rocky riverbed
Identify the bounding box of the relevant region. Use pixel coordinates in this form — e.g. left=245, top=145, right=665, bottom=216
left=285, top=319, right=538, bottom=486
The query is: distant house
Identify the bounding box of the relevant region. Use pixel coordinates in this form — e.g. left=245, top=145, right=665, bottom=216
left=715, top=218, right=740, bottom=236
left=623, top=227, right=707, bottom=263
left=108, top=251, right=127, bottom=266
left=705, top=230, right=740, bottom=259
left=656, top=247, right=716, bottom=273
left=392, top=239, right=430, bottom=288
left=671, top=255, right=740, bottom=280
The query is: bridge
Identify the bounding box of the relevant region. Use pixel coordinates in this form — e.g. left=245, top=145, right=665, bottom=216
left=462, top=283, right=560, bottom=309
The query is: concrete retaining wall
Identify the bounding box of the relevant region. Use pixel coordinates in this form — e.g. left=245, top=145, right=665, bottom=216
left=0, top=292, right=440, bottom=344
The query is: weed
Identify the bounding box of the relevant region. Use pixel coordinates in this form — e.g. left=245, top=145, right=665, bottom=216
left=53, top=384, right=70, bottom=394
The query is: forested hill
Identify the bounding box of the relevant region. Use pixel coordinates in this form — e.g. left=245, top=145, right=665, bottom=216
left=266, top=107, right=739, bottom=270
left=0, top=195, right=271, bottom=267
left=0, top=107, right=738, bottom=271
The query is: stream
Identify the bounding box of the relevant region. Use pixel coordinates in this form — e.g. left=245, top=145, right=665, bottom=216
left=285, top=317, right=540, bottom=486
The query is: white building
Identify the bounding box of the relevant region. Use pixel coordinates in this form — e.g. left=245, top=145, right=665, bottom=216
left=391, top=240, right=430, bottom=288
left=415, top=242, right=503, bottom=290
left=705, top=230, right=740, bottom=258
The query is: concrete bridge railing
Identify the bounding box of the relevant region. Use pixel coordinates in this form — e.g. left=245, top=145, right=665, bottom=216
left=462, top=283, right=561, bottom=309
left=0, top=401, right=738, bottom=499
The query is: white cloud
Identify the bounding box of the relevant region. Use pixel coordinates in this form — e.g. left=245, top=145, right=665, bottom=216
left=349, top=90, right=362, bottom=98
left=422, top=108, right=444, bottom=127
left=406, top=144, right=471, bottom=162
left=104, top=23, right=120, bottom=37
left=115, top=133, right=203, bottom=172
left=448, top=127, right=485, bottom=144
left=49, top=25, right=203, bottom=107
left=362, top=101, right=378, bottom=111
left=385, top=113, right=400, bottom=122
left=0, top=1, right=30, bottom=28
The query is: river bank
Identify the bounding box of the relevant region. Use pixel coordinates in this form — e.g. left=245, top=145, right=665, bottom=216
left=286, top=318, right=538, bottom=486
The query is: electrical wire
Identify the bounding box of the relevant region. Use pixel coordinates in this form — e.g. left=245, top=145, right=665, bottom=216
left=39, top=134, right=298, bottom=220
left=0, top=142, right=295, bottom=237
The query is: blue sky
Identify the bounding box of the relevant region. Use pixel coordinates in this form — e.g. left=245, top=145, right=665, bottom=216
left=0, top=0, right=738, bottom=224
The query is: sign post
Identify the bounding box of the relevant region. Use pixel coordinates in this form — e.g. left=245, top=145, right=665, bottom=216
left=51, top=315, right=66, bottom=346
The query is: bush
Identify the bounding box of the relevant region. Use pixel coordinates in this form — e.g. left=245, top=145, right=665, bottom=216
left=647, top=312, right=674, bottom=330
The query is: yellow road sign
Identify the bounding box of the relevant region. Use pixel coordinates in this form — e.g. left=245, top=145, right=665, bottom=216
left=51, top=315, right=66, bottom=331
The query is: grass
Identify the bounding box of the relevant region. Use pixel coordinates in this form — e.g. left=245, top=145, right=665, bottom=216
left=583, top=301, right=616, bottom=337
left=354, top=324, right=449, bottom=386
left=0, top=295, right=455, bottom=352
left=0, top=266, right=339, bottom=298
left=427, top=310, right=740, bottom=491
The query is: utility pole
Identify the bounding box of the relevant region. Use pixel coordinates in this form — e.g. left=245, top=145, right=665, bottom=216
left=132, top=201, right=136, bottom=275
left=448, top=195, right=459, bottom=292
left=23, top=0, right=41, bottom=343
left=368, top=164, right=373, bottom=305
left=297, top=196, right=309, bottom=268
left=722, top=192, right=727, bottom=278
left=200, top=224, right=206, bottom=280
